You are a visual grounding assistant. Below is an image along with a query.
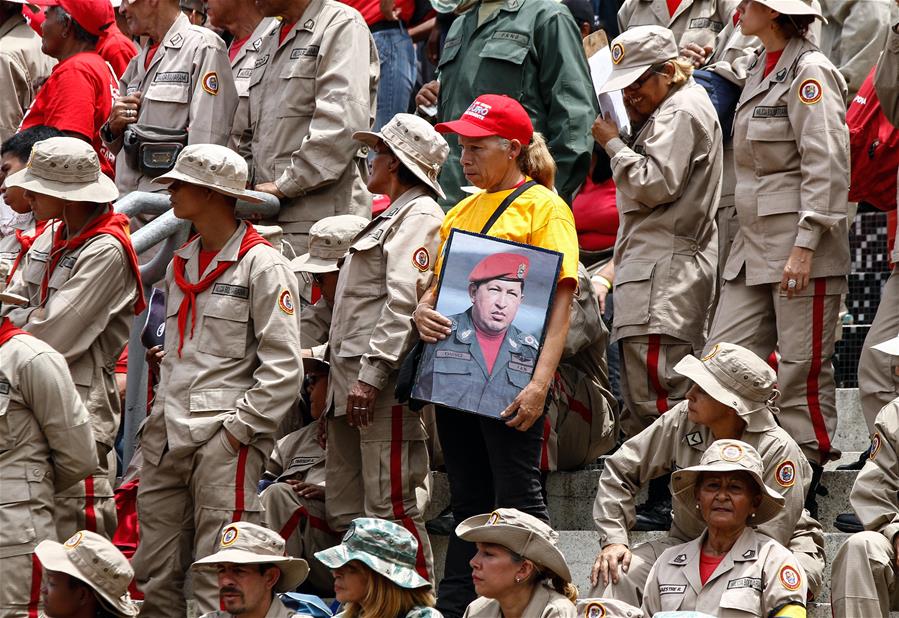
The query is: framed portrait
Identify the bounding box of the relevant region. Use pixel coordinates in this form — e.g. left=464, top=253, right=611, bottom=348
left=412, top=230, right=562, bottom=419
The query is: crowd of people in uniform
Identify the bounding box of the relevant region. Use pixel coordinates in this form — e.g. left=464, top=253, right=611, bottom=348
left=0, top=0, right=898, bottom=615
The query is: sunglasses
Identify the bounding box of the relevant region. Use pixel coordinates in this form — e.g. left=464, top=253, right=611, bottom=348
left=626, top=63, right=669, bottom=90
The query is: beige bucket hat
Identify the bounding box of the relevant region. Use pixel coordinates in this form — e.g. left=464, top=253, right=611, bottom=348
left=456, top=508, right=572, bottom=582
left=35, top=530, right=139, bottom=617
left=753, top=0, right=825, bottom=21
left=289, top=214, right=369, bottom=274
left=872, top=331, right=899, bottom=356
left=155, top=144, right=264, bottom=203
left=674, top=342, right=778, bottom=419
left=672, top=439, right=785, bottom=526
left=599, top=25, right=678, bottom=94
left=192, top=522, right=309, bottom=592
left=577, top=598, right=644, bottom=618
left=5, top=137, right=119, bottom=203
left=354, top=113, right=449, bottom=199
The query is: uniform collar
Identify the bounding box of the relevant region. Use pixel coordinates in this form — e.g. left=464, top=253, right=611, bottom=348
left=741, top=406, right=778, bottom=432
left=162, top=12, right=191, bottom=49
left=174, top=221, right=249, bottom=265
left=373, top=186, right=429, bottom=222
left=278, top=0, right=325, bottom=47
left=670, top=527, right=759, bottom=594
left=743, top=36, right=811, bottom=101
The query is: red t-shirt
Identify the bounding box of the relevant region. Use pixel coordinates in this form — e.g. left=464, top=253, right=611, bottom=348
left=96, top=23, right=138, bottom=79
left=699, top=550, right=726, bottom=585
left=341, top=0, right=414, bottom=27
left=280, top=20, right=297, bottom=44
left=572, top=176, right=618, bottom=252
left=21, top=51, right=118, bottom=179
left=197, top=249, right=218, bottom=276
left=229, top=33, right=252, bottom=63
left=144, top=43, right=160, bottom=70
left=764, top=49, right=784, bottom=77
left=475, top=326, right=505, bottom=375
left=667, top=0, right=682, bottom=17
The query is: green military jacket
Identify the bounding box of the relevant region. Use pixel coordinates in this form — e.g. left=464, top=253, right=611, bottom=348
left=436, top=0, right=598, bottom=208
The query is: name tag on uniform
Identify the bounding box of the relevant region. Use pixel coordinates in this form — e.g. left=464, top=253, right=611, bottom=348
left=237, top=68, right=253, bottom=79
left=436, top=350, right=471, bottom=361
left=659, top=585, right=686, bottom=595
left=492, top=31, right=529, bottom=45
left=753, top=105, right=788, bottom=119
left=0, top=380, right=9, bottom=395
left=61, top=256, right=77, bottom=269
left=212, top=283, right=250, bottom=299
left=290, top=45, right=320, bottom=59
left=688, top=17, right=723, bottom=32
left=254, top=54, right=270, bottom=69
left=727, top=577, right=762, bottom=591
left=288, top=456, right=317, bottom=467
left=154, top=71, right=190, bottom=84
left=509, top=362, right=532, bottom=372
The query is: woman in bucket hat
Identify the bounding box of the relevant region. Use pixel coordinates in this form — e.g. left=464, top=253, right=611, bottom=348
left=35, top=530, right=139, bottom=618
left=315, top=517, right=442, bottom=618
left=642, top=440, right=808, bottom=617
left=322, top=113, right=450, bottom=583
left=455, top=508, right=577, bottom=617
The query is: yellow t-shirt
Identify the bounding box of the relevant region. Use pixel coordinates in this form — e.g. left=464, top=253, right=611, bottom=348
left=434, top=181, right=579, bottom=284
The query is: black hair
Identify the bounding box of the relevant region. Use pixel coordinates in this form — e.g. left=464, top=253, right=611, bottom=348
left=396, top=160, right=421, bottom=189
left=48, top=5, right=100, bottom=46
left=1, top=126, right=65, bottom=162
left=774, top=13, right=815, bottom=38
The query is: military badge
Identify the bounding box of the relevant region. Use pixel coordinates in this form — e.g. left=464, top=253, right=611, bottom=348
left=584, top=602, right=606, bottom=618
left=686, top=431, right=703, bottom=447
left=701, top=344, right=719, bottom=361
left=798, top=79, right=823, bottom=105
left=486, top=511, right=502, bottom=525
left=870, top=433, right=882, bottom=460
left=278, top=289, right=295, bottom=315
left=412, top=247, right=430, bottom=272
left=611, top=43, right=625, bottom=64
left=776, top=460, right=796, bottom=488
left=64, top=531, right=85, bottom=549
left=221, top=525, right=239, bottom=547
left=202, top=71, right=220, bottom=96
left=779, top=565, right=801, bottom=591
left=720, top=443, right=744, bottom=462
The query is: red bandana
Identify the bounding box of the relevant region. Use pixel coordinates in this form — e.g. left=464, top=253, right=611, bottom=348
left=0, top=318, right=28, bottom=347
left=172, top=223, right=271, bottom=356
left=6, top=219, right=49, bottom=283
left=41, top=208, right=146, bottom=315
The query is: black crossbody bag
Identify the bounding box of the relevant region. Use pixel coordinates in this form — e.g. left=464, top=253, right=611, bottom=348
left=394, top=181, right=539, bottom=406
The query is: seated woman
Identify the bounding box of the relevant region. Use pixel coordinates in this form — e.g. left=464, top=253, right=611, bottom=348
left=456, top=508, right=577, bottom=617
left=643, top=439, right=807, bottom=617
left=314, top=517, right=442, bottom=618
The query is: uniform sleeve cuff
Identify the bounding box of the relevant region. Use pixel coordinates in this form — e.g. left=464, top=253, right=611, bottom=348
left=223, top=415, right=253, bottom=445
left=600, top=530, right=630, bottom=548
left=358, top=360, right=389, bottom=391
left=275, top=172, right=306, bottom=199
left=794, top=228, right=821, bottom=251
left=883, top=523, right=899, bottom=544
left=603, top=137, right=627, bottom=159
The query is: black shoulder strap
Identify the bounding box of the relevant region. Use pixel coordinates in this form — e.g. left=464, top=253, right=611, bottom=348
left=479, top=180, right=538, bottom=235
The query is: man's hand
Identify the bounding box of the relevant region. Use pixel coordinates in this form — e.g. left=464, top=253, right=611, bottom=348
left=107, top=93, right=142, bottom=139
left=413, top=302, right=452, bottom=343
left=286, top=480, right=325, bottom=501
left=591, top=113, right=620, bottom=147
left=591, top=543, right=632, bottom=588
left=415, top=80, right=440, bottom=109
left=146, top=344, right=166, bottom=374
left=780, top=246, right=815, bottom=299
left=380, top=0, right=400, bottom=20
left=224, top=427, right=242, bottom=451
left=346, top=380, right=379, bottom=428
left=591, top=261, right=615, bottom=314
left=501, top=381, right=548, bottom=432
left=680, top=43, right=713, bottom=68
left=254, top=182, right=286, bottom=199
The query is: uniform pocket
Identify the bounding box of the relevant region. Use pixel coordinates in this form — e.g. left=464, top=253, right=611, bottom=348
left=144, top=83, right=190, bottom=105
left=476, top=36, right=529, bottom=98
left=719, top=585, right=762, bottom=615
left=22, top=251, right=47, bottom=286
left=278, top=58, right=317, bottom=118
left=336, top=330, right=373, bottom=358
left=757, top=191, right=801, bottom=216
left=0, top=393, right=10, bottom=452
left=612, top=261, right=655, bottom=327
left=198, top=296, right=250, bottom=358
left=0, top=475, right=36, bottom=546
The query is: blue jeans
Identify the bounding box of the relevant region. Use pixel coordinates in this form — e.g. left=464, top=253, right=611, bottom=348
left=372, top=25, right=416, bottom=131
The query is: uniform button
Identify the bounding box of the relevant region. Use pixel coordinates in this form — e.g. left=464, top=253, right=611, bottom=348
left=690, top=243, right=698, bottom=252
left=32, top=468, right=41, bottom=476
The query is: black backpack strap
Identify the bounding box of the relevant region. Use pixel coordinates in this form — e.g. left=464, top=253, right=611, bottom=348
left=479, top=180, right=538, bottom=235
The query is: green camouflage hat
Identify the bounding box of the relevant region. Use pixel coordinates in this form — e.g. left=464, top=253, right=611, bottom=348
left=314, top=518, right=430, bottom=589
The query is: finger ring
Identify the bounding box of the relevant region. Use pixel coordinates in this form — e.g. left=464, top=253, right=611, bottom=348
left=787, top=279, right=797, bottom=289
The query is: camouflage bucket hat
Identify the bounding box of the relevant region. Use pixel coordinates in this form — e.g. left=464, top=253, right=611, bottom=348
left=314, top=517, right=430, bottom=589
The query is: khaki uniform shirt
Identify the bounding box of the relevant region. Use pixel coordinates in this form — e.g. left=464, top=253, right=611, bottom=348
left=603, top=79, right=721, bottom=348
left=617, top=0, right=740, bottom=51
left=234, top=0, right=378, bottom=237
left=0, top=15, right=54, bottom=141
left=3, top=222, right=137, bottom=448
left=875, top=23, right=899, bottom=263
left=105, top=13, right=238, bottom=193
left=231, top=18, right=278, bottom=99
left=0, top=225, right=27, bottom=289
left=0, top=332, right=97, bottom=558
left=726, top=36, right=851, bottom=286
left=463, top=584, right=576, bottom=617
left=299, top=297, right=331, bottom=348
left=593, top=400, right=811, bottom=550
left=643, top=527, right=807, bottom=616
left=200, top=597, right=311, bottom=618
left=327, top=187, right=442, bottom=415
left=140, top=223, right=302, bottom=465
left=850, top=398, right=899, bottom=544
left=266, top=422, right=326, bottom=486
left=819, top=0, right=893, bottom=98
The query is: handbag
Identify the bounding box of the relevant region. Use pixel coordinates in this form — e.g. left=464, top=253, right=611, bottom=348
left=394, top=180, right=539, bottom=405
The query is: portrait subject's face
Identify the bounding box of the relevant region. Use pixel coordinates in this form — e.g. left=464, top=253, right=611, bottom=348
left=469, top=279, right=523, bottom=336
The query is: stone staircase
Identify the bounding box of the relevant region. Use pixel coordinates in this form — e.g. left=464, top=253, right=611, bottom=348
left=424, top=388, right=896, bottom=617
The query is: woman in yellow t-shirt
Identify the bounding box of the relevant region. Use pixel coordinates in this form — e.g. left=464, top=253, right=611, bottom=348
left=412, top=94, right=578, bottom=615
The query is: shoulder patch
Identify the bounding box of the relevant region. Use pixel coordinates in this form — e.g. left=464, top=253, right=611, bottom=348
left=776, top=460, right=796, bottom=488
left=779, top=565, right=801, bottom=591
left=870, top=433, right=882, bottom=460
left=202, top=71, right=219, bottom=95
left=686, top=431, right=703, bottom=447
left=798, top=78, right=823, bottom=105
left=584, top=602, right=606, bottom=618
left=611, top=43, right=624, bottom=64
left=412, top=247, right=430, bottom=272
left=278, top=289, right=295, bottom=315
left=673, top=553, right=687, bottom=564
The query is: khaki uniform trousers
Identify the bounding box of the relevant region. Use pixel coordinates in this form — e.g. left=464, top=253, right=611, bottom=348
left=598, top=534, right=824, bottom=606
left=858, top=269, right=899, bottom=434
left=325, top=404, right=433, bottom=581
left=831, top=531, right=899, bottom=617
left=618, top=335, right=693, bottom=439
left=705, top=275, right=844, bottom=465
left=0, top=554, right=43, bottom=617
left=261, top=483, right=340, bottom=593
left=54, top=444, right=118, bottom=541
left=133, top=429, right=266, bottom=616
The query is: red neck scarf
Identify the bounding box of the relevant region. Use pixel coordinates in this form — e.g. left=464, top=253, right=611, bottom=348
left=172, top=223, right=271, bottom=356
left=0, top=318, right=27, bottom=347
left=7, top=219, right=49, bottom=283
left=41, top=208, right=146, bottom=315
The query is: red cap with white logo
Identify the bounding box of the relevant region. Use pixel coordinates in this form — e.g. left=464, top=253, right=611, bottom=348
left=435, top=94, right=534, bottom=146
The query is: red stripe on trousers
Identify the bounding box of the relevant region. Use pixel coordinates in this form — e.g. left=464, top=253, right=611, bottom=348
left=231, top=445, right=249, bottom=523
left=84, top=476, right=97, bottom=532
left=28, top=553, right=42, bottom=618
left=279, top=505, right=337, bottom=540
left=647, top=335, right=669, bottom=414
left=390, top=406, right=429, bottom=579
left=806, top=279, right=832, bottom=459
left=540, top=415, right=551, bottom=470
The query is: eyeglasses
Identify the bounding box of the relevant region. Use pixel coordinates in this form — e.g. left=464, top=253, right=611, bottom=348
left=626, top=64, right=668, bottom=91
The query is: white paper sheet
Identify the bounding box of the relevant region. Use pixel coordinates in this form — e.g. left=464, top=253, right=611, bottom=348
left=588, top=46, right=630, bottom=134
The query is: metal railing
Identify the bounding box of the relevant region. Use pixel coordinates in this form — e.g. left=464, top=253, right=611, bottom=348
left=117, top=190, right=281, bottom=472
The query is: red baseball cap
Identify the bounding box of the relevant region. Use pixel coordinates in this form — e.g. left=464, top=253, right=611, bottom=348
left=32, top=0, right=114, bottom=36
left=469, top=252, right=530, bottom=283
left=436, top=94, right=534, bottom=145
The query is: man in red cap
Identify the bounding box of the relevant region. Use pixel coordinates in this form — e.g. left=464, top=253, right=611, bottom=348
left=415, top=252, right=540, bottom=417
